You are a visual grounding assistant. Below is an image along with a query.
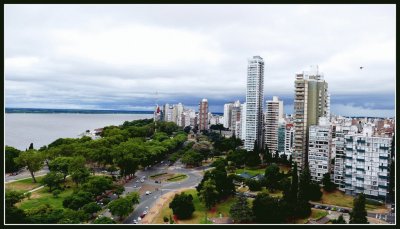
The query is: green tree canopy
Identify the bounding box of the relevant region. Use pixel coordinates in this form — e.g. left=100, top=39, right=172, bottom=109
left=349, top=193, right=368, bottom=224
left=5, top=146, right=23, bottom=173
left=14, top=149, right=44, bottom=183
left=229, top=194, right=253, bottom=223
left=108, top=197, right=133, bottom=219
left=43, top=171, right=64, bottom=192
left=198, top=179, right=219, bottom=210
left=169, top=192, right=195, bottom=219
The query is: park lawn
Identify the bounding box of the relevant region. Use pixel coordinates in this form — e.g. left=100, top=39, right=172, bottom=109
left=235, top=168, right=265, bottom=177
left=153, top=189, right=237, bottom=224
left=260, top=188, right=283, bottom=198
left=17, top=188, right=74, bottom=210
left=5, top=176, right=45, bottom=192
left=294, top=209, right=328, bottom=224
left=166, top=174, right=188, bottom=182
left=318, top=190, right=385, bottom=211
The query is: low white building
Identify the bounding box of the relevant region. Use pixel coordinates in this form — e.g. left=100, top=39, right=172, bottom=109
left=308, top=120, right=332, bottom=182
left=344, top=134, right=392, bottom=200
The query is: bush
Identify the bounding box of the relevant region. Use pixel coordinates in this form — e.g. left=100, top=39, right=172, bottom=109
left=52, top=190, right=61, bottom=198
left=169, top=192, right=195, bottom=219
left=245, top=179, right=262, bottom=191
left=163, top=216, right=169, bottom=223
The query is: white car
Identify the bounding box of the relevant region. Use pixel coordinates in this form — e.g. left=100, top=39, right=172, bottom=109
left=145, top=191, right=151, bottom=195
left=143, top=210, right=148, bottom=215
left=136, top=180, right=140, bottom=183
left=138, top=217, right=142, bottom=221
left=140, top=179, right=144, bottom=183
left=133, top=220, right=138, bottom=224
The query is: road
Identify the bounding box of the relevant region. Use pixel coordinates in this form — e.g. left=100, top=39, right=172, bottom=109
left=123, top=160, right=207, bottom=224
left=310, top=202, right=395, bottom=224
left=5, top=166, right=50, bottom=183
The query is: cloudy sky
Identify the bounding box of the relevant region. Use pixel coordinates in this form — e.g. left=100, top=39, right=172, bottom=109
left=5, top=4, right=396, bottom=116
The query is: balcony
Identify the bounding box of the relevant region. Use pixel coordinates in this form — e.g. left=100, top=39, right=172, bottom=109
left=379, top=146, right=389, bottom=150
left=379, top=156, right=388, bottom=160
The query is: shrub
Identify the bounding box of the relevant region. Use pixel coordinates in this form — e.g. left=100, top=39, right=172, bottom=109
left=52, top=190, right=61, bottom=198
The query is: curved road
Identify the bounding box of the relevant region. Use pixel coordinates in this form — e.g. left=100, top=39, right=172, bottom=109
left=123, top=160, right=209, bottom=224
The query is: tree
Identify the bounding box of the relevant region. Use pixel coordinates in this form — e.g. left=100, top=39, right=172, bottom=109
left=113, top=184, right=125, bottom=198
left=246, top=150, right=261, bottom=167
left=183, top=126, right=191, bottom=134
left=264, top=163, right=281, bottom=192
left=289, top=155, right=293, bottom=166
left=126, top=192, right=140, bottom=205
left=63, top=191, right=93, bottom=210
left=332, top=214, right=347, bottom=224
left=308, top=181, right=323, bottom=201
left=49, top=157, right=73, bottom=182
left=43, top=171, right=64, bottom=192
left=24, top=204, right=64, bottom=223
left=169, top=192, right=195, bottom=219
left=14, top=149, right=44, bottom=183
left=297, top=164, right=312, bottom=218
left=246, top=179, right=263, bottom=191
left=229, top=194, right=253, bottom=223
left=5, top=146, right=23, bottom=173
left=70, top=167, right=90, bottom=186
left=82, top=202, right=101, bottom=217
left=181, top=150, right=203, bottom=167
left=59, top=209, right=88, bottom=223
left=29, top=143, right=34, bottom=150
left=349, top=193, right=368, bottom=224
left=252, top=192, right=284, bottom=223
left=81, top=176, right=113, bottom=196
left=6, top=190, right=25, bottom=208
left=226, top=149, right=247, bottom=167
left=93, top=216, right=116, bottom=224
left=198, top=179, right=219, bottom=210
left=108, top=198, right=133, bottom=220
left=286, top=162, right=299, bottom=220
left=322, top=173, right=336, bottom=192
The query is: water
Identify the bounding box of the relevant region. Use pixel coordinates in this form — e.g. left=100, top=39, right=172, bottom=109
left=5, top=113, right=153, bottom=150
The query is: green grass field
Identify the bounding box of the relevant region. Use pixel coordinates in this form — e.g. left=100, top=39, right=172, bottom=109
left=294, top=209, right=328, bottom=224
left=5, top=176, right=45, bottom=192
left=166, top=174, right=188, bottom=182
left=318, top=190, right=385, bottom=211
left=17, top=188, right=74, bottom=210
left=153, top=189, right=237, bottom=224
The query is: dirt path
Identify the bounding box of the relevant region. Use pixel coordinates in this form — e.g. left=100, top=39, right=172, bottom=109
left=142, top=188, right=191, bottom=224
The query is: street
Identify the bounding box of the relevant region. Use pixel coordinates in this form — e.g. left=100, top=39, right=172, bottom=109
left=123, top=160, right=206, bottom=224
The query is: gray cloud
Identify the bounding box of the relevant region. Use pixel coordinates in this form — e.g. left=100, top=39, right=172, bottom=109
left=4, top=4, right=396, bottom=117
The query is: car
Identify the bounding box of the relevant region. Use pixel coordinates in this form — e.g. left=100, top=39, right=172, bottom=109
left=155, top=180, right=159, bottom=183
left=145, top=191, right=151, bottom=195
left=161, top=161, right=164, bottom=164
left=313, top=205, right=320, bottom=209
left=144, top=210, right=148, bottom=214
left=140, top=213, right=146, bottom=218
left=136, top=180, right=140, bottom=183
left=138, top=217, right=142, bottom=221
left=133, top=220, right=138, bottom=224
left=140, top=179, right=144, bottom=183
left=133, top=185, right=137, bottom=188
left=325, top=206, right=331, bottom=210
left=391, top=204, right=395, bottom=213
left=342, top=209, right=350, bottom=213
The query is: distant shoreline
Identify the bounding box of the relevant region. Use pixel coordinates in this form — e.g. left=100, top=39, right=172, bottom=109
left=5, top=108, right=153, bottom=114
left=5, top=108, right=224, bottom=116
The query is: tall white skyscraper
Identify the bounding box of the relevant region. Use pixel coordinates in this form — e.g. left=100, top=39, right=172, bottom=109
left=264, top=96, right=284, bottom=153
left=240, top=103, right=247, bottom=140
left=223, top=103, right=233, bottom=129
left=244, top=56, right=264, bottom=151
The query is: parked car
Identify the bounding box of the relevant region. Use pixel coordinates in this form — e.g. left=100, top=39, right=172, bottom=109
left=325, top=206, right=331, bottom=210
left=133, top=220, right=138, bottom=224
left=155, top=180, right=159, bottom=183
left=136, top=180, right=140, bottom=183
left=342, top=209, right=350, bottom=213
left=138, top=217, right=142, bottom=221
left=145, top=191, right=151, bottom=195
left=140, top=179, right=144, bottom=183
left=140, top=213, right=146, bottom=218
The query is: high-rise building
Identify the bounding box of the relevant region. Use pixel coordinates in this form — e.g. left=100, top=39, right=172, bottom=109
left=277, top=119, right=286, bottom=153
left=284, top=123, right=295, bottom=156
left=199, top=98, right=209, bottom=131
left=308, top=117, right=332, bottom=182
left=344, top=134, right=392, bottom=200
left=231, top=100, right=241, bottom=136
left=293, top=66, right=330, bottom=172
left=333, top=130, right=346, bottom=191
left=240, top=103, right=247, bottom=140
left=264, top=96, right=283, bottom=152
left=223, top=103, right=233, bottom=129
left=175, top=103, right=184, bottom=127
left=244, top=56, right=264, bottom=151
left=163, top=103, right=174, bottom=122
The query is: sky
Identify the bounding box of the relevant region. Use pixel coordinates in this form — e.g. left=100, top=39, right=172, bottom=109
left=4, top=4, right=396, bottom=117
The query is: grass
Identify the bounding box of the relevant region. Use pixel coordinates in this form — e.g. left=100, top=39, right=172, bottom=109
left=17, top=188, right=74, bottom=210
left=5, top=176, right=45, bottom=192
left=318, top=190, right=385, bottom=211
left=294, top=209, right=328, bottom=224
left=16, top=177, right=76, bottom=211
left=260, top=188, right=283, bottom=198
left=166, top=174, right=188, bottom=182
left=150, top=173, right=168, bottom=178
left=235, top=164, right=290, bottom=177
left=153, top=189, right=237, bottom=224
